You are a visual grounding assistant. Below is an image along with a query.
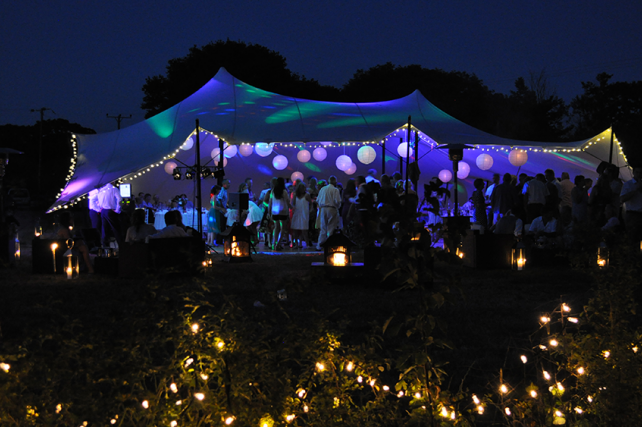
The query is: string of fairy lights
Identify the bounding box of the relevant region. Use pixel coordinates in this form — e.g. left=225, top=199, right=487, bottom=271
left=3, top=297, right=633, bottom=424
left=47, top=127, right=626, bottom=213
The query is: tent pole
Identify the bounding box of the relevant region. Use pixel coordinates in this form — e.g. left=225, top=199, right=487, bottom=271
left=195, top=120, right=203, bottom=236
left=217, top=138, right=224, bottom=186
left=405, top=117, right=411, bottom=203
left=609, top=125, right=614, bottom=164
left=399, top=138, right=403, bottom=176
left=381, top=140, right=385, bottom=176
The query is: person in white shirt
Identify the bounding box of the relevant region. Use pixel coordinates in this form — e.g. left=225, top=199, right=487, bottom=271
left=146, top=211, right=188, bottom=241
left=97, top=182, right=123, bottom=246
left=528, top=207, right=558, bottom=248
left=125, top=209, right=157, bottom=243
left=315, top=175, right=342, bottom=250
left=558, top=172, right=575, bottom=210
left=88, top=188, right=102, bottom=231
left=523, top=174, right=549, bottom=223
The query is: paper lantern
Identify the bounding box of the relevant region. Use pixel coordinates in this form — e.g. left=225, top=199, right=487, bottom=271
left=357, top=145, right=376, bottom=164
left=272, top=155, right=288, bottom=170
left=397, top=142, right=414, bottom=158
left=438, top=169, right=453, bottom=183
left=345, top=163, right=357, bottom=175
left=255, top=143, right=274, bottom=157
left=508, top=149, right=528, bottom=167
left=476, top=153, right=494, bottom=170
left=214, top=156, right=228, bottom=167
left=313, top=147, right=327, bottom=161
left=223, top=143, right=238, bottom=158
left=211, top=147, right=222, bottom=160
left=291, top=171, right=304, bottom=183
left=239, top=144, right=253, bottom=157
left=181, top=137, right=194, bottom=151
left=335, top=155, right=352, bottom=171
left=297, top=149, right=311, bottom=163
left=164, top=161, right=178, bottom=175
left=457, top=161, right=470, bottom=179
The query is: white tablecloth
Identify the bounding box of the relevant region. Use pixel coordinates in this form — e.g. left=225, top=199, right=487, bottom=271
left=154, top=209, right=208, bottom=230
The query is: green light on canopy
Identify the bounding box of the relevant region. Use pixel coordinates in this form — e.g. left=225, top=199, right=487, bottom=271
left=303, top=163, right=322, bottom=173
left=265, top=103, right=338, bottom=124
left=317, top=114, right=408, bottom=129
left=146, top=107, right=177, bottom=138
left=550, top=152, right=595, bottom=168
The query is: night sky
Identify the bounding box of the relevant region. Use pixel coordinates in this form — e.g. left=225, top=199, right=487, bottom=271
left=2, top=0, right=641, bottom=134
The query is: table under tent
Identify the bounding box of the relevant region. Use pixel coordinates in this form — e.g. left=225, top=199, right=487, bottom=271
left=49, top=68, right=631, bottom=215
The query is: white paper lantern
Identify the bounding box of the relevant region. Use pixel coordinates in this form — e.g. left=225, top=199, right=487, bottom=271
left=181, top=137, right=194, bottom=151
left=345, top=163, right=357, bottom=175
left=211, top=147, right=222, bottom=161
left=335, top=155, right=352, bottom=171
left=438, top=169, right=453, bottom=183
left=476, top=153, right=494, bottom=170
left=291, top=171, right=304, bottom=183
left=508, top=149, right=528, bottom=167
left=313, top=147, right=327, bottom=161
left=272, top=155, right=288, bottom=170
left=223, top=143, right=238, bottom=158
left=397, top=142, right=414, bottom=158
left=239, top=144, right=253, bottom=157
left=255, top=143, right=274, bottom=157
left=214, top=156, right=228, bottom=167
left=164, top=161, right=178, bottom=175
left=457, top=161, right=471, bottom=179
left=357, top=145, right=376, bottom=164
left=297, top=149, right=311, bottom=163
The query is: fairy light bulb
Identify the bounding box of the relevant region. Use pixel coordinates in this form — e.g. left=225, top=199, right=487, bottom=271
left=416, top=392, right=422, bottom=399
left=603, top=350, right=610, bottom=358
left=477, top=405, right=484, bottom=414
left=200, top=373, right=209, bottom=380
left=397, top=391, right=404, bottom=397
left=587, top=396, right=593, bottom=403
left=316, top=362, right=325, bottom=372
left=440, top=407, right=449, bottom=417
left=369, top=379, right=376, bottom=387
left=520, top=355, right=527, bottom=364
left=346, top=361, right=354, bottom=371
left=357, top=376, right=363, bottom=383
left=500, top=384, right=508, bottom=394
left=543, top=370, right=551, bottom=380
left=530, top=390, right=537, bottom=398
left=382, top=385, right=390, bottom=391
left=550, top=339, right=559, bottom=347
left=577, top=367, right=585, bottom=375
left=286, top=414, right=295, bottom=422
left=225, top=416, right=235, bottom=425
left=505, top=407, right=512, bottom=416
left=562, top=304, right=571, bottom=312
left=217, top=341, right=224, bottom=349
left=191, top=323, right=199, bottom=333
left=185, top=358, right=194, bottom=367
left=297, top=389, right=306, bottom=398
left=568, top=317, right=579, bottom=323
left=170, top=383, right=178, bottom=393
left=540, top=316, right=550, bottom=324
left=171, top=421, right=177, bottom=427
left=557, top=382, right=564, bottom=391
left=472, top=394, right=480, bottom=404
left=555, top=410, right=563, bottom=417
left=142, top=400, right=149, bottom=409
left=0, top=363, right=10, bottom=372
left=195, top=393, right=205, bottom=401
left=575, top=407, right=583, bottom=414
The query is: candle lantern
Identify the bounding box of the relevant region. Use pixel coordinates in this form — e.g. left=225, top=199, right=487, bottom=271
left=13, top=233, right=20, bottom=262
left=512, top=242, right=526, bottom=271
left=64, top=239, right=79, bottom=279
left=34, top=224, right=42, bottom=237
left=221, top=223, right=253, bottom=263
left=202, top=250, right=214, bottom=268
left=322, top=230, right=354, bottom=266
left=597, top=245, right=609, bottom=268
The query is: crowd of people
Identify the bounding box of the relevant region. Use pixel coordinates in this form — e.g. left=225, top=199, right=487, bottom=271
left=463, top=163, right=642, bottom=253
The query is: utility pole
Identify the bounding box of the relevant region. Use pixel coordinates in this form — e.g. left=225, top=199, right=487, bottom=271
left=106, top=113, right=132, bottom=130
left=31, top=107, right=54, bottom=194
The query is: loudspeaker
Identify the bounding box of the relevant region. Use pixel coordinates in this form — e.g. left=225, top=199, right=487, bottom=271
left=228, top=192, right=249, bottom=211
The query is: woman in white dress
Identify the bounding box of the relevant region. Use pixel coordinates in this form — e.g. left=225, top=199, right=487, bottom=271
left=290, top=182, right=312, bottom=249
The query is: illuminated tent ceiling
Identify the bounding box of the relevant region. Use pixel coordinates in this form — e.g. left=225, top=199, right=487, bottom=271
left=50, top=68, right=631, bottom=212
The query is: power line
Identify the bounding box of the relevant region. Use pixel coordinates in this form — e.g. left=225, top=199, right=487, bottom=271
left=106, top=113, right=132, bottom=130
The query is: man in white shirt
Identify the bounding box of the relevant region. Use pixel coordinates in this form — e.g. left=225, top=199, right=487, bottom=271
left=558, top=172, right=575, bottom=210
left=97, top=182, right=123, bottom=246
left=316, top=175, right=342, bottom=250
left=523, top=174, right=549, bottom=223
left=146, top=211, right=189, bottom=241
left=620, top=167, right=642, bottom=241
left=88, top=188, right=102, bottom=231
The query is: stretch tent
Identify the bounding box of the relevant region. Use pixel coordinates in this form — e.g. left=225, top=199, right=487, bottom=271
left=49, top=68, right=631, bottom=212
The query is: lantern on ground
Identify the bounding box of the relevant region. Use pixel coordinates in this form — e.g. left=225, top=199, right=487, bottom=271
left=438, top=169, right=453, bottom=183
left=202, top=250, right=214, bottom=269
left=357, top=146, right=376, bottom=164
left=335, top=155, right=352, bottom=171
left=345, top=163, right=357, bottom=175
left=223, top=143, right=238, bottom=158
left=597, top=244, right=609, bottom=268
left=397, top=142, right=414, bottom=158
left=313, top=147, right=327, bottom=161
left=255, top=143, right=274, bottom=157
left=457, top=161, right=470, bottom=179
left=221, top=223, right=253, bottom=263
left=272, top=155, right=288, bottom=170
left=509, top=149, right=528, bottom=167
left=512, top=242, right=526, bottom=271
left=63, top=240, right=79, bottom=279
left=321, top=230, right=354, bottom=266
left=51, top=243, right=58, bottom=273
left=239, top=144, right=253, bottom=157
left=164, top=161, right=178, bottom=175
left=297, top=149, right=311, bottom=163
left=476, top=153, right=493, bottom=170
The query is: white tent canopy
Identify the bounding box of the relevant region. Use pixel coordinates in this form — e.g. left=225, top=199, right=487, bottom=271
left=50, top=68, right=631, bottom=212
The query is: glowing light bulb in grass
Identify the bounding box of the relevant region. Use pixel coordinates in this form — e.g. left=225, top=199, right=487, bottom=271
left=297, top=389, right=306, bottom=398
left=550, top=339, right=559, bottom=347
left=520, top=355, right=527, bottom=363
left=191, top=323, right=199, bottom=333
left=170, top=383, right=178, bottom=393
left=382, top=385, right=390, bottom=391
left=472, top=394, right=480, bottom=404
left=505, top=407, right=512, bottom=416
left=224, top=416, right=235, bottom=425
left=568, top=317, right=579, bottom=323
left=603, top=350, right=610, bottom=358
left=557, top=382, right=564, bottom=392
left=346, top=361, right=354, bottom=371
left=477, top=405, right=485, bottom=414
left=357, top=376, right=363, bottom=383
left=543, top=370, right=551, bottom=380
left=195, top=393, right=205, bottom=401
left=499, top=384, right=508, bottom=394
left=577, top=367, right=585, bottom=375
left=316, top=362, right=325, bottom=372
left=286, top=414, right=296, bottom=423
left=171, top=422, right=177, bottom=427
left=440, top=407, right=449, bottom=417
left=142, top=400, right=149, bottom=409
left=562, top=303, right=571, bottom=312
left=0, top=363, right=10, bottom=372
left=397, top=391, right=404, bottom=397
left=530, top=390, right=538, bottom=398
left=575, top=407, right=583, bottom=414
